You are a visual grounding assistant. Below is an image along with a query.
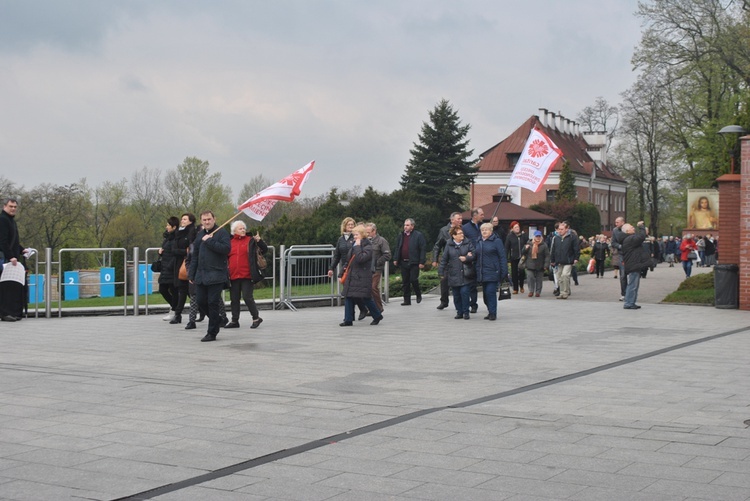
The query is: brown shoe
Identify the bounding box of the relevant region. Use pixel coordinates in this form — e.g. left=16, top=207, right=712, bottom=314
left=512, top=290, right=518, bottom=295
left=535, top=293, right=540, bottom=297
left=520, top=287, right=525, bottom=293
left=527, top=292, right=533, bottom=297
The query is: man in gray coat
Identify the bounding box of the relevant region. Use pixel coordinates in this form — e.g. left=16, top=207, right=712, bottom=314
left=366, top=222, right=391, bottom=316
left=189, top=210, right=231, bottom=342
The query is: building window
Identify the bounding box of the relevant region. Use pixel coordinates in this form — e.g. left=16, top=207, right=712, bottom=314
left=507, top=153, right=520, bottom=168
left=546, top=189, right=557, bottom=202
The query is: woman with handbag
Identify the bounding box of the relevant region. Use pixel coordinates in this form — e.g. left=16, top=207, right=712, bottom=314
left=328, top=217, right=368, bottom=321
left=679, top=234, right=698, bottom=278
left=226, top=220, right=267, bottom=329
left=158, top=216, right=179, bottom=321
left=476, top=223, right=508, bottom=321
left=339, top=225, right=383, bottom=326
left=504, top=221, right=528, bottom=294
left=521, top=230, right=550, bottom=297
left=438, top=226, right=475, bottom=320
left=170, top=213, right=196, bottom=325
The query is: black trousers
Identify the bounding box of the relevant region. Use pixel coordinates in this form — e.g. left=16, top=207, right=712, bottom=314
left=196, top=283, right=224, bottom=336
left=400, top=263, right=421, bottom=303
left=229, top=279, right=259, bottom=321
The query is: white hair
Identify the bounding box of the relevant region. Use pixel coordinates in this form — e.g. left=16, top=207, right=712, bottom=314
left=230, top=220, right=247, bottom=235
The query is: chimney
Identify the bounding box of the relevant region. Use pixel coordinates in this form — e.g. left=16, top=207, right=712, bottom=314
left=538, top=108, right=548, bottom=127
left=549, top=112, right=557, bottom=131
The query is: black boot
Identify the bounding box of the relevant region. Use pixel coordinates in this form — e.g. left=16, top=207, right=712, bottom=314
left=170, top=313, right=182, bottom=325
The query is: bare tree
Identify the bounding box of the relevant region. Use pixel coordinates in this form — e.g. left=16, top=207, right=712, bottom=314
left=92, top=179, right=129, bottom=247
left=163, top=157, right=232, bottom=217
left=130, top=166, right=165, bottom=229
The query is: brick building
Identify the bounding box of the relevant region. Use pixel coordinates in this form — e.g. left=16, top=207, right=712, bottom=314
left=471, top=109, right=628, bottom=233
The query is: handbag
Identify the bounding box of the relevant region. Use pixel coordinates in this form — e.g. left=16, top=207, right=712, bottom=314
left=518, top=256, right=526, bottom=270
left=178, top=260, right=188, bottom=281
left=687, top=250, right=697, bottom=260
left=339, top=255, right=355, bottom=284
left=586, top=258, right=595, bottom=274
left=256, top=247, right=268, bottom=270
left=462, top=261, right=476, bottom=280
left=499, top=282, right=512, bottom=300
left=151, top=258, right=162, bottom=273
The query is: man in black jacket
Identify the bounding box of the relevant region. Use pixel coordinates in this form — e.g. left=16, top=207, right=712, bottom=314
left=393, top=218, right=427, bottom=305
left=611, top=216, right=628, bottom=300
left=189, top=210, right=231, bottom=342
left=622, top=222, right=651, bottom=310
left=0, top=198, right=27, bottom=321
left=431, top=212, right=462, bottom=310
left=550, top=221, right=579, bottom=300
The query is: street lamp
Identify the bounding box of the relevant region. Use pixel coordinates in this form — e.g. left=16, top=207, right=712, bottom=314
left=718, top=125, right=748, bottom=174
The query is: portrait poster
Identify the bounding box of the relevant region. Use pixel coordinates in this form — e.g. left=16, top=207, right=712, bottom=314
left=687, top=189, right=719, bottom=230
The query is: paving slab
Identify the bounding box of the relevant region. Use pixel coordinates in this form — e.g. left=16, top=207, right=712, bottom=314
left=0, top=264, right=749, bottom=500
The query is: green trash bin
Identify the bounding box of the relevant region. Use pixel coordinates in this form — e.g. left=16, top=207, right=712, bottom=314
left=714, top=264, right=739, bottom=309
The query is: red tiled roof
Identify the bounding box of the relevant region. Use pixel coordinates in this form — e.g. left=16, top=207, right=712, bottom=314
left=461, top=201, right=556, bottom=224
left=476, top=115, right=626, bottom=183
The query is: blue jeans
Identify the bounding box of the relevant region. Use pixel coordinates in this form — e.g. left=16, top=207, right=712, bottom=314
left=482, top=281, right=499, bottom=316
left=624, top=271, right=641, bottom=308
left=451, top=284, right=471, bottom=315
left=683, top=259, right=692, bottom=277
left=344, top=297, right=382, bottom=323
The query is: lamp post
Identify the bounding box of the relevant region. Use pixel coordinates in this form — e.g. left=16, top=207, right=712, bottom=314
left=718, top=125, right=748, bottom=174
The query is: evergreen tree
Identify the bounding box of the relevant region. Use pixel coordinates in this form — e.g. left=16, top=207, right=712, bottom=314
left=400, top=99, right=476, bottom=213
left=555, top=160, right=577, bottom=201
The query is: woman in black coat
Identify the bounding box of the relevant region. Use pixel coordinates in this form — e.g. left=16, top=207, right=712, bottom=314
left=339, top=225, right=383, bottom=327
left=158, top=216, right=179, bottom=321
left=438, top=226, right=475, bottom=320
left=505, top=221, right=528, bottom=294
left=328, top=216, right=368, bottom=320
left=170, top=213, right=196, bottom=325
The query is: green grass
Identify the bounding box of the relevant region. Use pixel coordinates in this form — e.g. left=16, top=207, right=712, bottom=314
left=662, top=271, right=715, bottom=304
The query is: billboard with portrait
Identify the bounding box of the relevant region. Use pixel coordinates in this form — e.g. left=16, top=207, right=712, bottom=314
left=687, top=189, right=719, bottom=230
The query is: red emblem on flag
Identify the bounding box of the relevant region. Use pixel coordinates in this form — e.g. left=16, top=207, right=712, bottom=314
left=527, top=139, right=549, bottom=158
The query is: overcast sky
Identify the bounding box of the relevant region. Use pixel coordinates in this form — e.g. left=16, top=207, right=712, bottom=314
left=0, top=0, right=642, bottom=203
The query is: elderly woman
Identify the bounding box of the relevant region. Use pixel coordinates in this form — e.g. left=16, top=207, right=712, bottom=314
left=328, top=217, right=368, bottom=321
left=225, top=220, right=267, bottom=329
left=679, top=233, right=698, bottom=278
left=158, top=216, right=179, bottom=322
left=438, top=226, right=475, bottom=320
left=521, top=230, right=550, bottom=297
left=476, top=222, right=508, bottom=321
left=339, top=225, right=383, bottom=326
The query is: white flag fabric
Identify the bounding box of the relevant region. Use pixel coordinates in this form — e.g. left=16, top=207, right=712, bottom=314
left=507, top=128, right=562, bottom=193
left=238, top=161, right=315, bottom=221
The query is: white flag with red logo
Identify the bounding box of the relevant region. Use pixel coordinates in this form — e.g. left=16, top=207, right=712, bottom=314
left=238, top=161, right=315, bottom=221
left=507, top=127, right=562, bottom=193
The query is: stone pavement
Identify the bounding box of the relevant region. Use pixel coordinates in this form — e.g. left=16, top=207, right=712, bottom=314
left=1, top=264, right=749, bottom=500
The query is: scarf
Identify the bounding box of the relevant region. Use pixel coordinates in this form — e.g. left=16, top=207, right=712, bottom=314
left=531, top=238, right=540, bottom=259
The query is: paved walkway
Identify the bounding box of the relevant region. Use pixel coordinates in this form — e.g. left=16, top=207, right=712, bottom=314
left=1, top=264, right=749, bottom=500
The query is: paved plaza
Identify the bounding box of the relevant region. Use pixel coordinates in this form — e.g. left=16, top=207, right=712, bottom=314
left=1, top=264, right=749, bottom=500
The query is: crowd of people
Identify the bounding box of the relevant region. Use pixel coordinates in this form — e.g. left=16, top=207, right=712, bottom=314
left=156, top=210, right=267, bottom=342
left=329, top=210, right=722, bottom=325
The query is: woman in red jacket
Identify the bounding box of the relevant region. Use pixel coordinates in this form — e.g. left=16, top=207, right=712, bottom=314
left=226, top=220, right=267, bottom=329
left=679, top=233, right=698, bottom=278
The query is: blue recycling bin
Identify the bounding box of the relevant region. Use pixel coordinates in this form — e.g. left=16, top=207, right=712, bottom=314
left=28, top=274, right=44, bottom=304
left=64, top=271, right=79, bottom=301
left=138, top=264, right=153, bottom=295
left=100, top=267, right=115, bottom=298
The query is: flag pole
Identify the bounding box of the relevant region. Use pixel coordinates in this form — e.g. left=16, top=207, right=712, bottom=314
left=210, top=211, right=244, bottom=235
left=489, top=185, right=509, bottom=221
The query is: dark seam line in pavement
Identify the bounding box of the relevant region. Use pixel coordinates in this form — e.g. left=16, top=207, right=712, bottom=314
left=113, top=325, right=750, bottom=501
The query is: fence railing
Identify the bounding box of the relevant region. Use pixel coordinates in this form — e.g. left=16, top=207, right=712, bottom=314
left=25, top=244, right=385, bottom=317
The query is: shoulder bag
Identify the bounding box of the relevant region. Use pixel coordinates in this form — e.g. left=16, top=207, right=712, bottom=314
left=339, top=255, right=355, bottom=285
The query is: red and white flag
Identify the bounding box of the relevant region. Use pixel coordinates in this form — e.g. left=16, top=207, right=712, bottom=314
left=238, top=161, right=315, bottom=221
left=507, top=127, right=562, bottom=193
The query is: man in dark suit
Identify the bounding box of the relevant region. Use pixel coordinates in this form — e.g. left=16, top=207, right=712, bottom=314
left=188, top=210, right=231, bottom=342
left=393, top=218, right=427, bottom=306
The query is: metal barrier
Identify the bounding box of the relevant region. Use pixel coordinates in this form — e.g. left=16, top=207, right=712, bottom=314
left=277, top=245, right=390, bottom=311
left=57, top=248, right=128, bottom=317
left=279, top=245, right=336, bottom=311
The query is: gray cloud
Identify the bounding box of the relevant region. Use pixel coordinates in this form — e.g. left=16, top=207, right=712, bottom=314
left=0, top=0, right=641, bottom=199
